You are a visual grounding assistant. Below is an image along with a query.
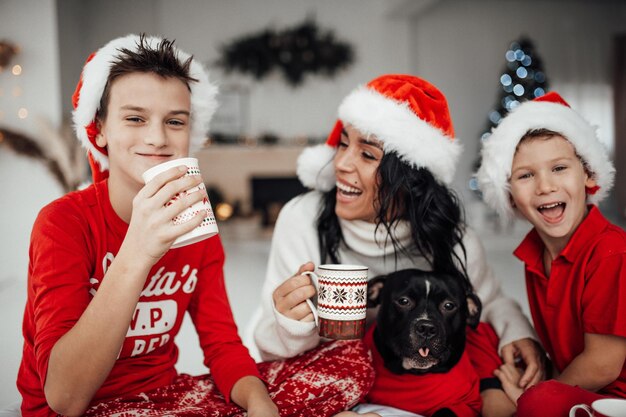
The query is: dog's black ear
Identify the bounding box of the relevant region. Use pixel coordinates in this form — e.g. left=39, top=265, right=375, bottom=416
left=466, top=293, right=482, bottom=329
left=367, top=275, right=386, bottom=308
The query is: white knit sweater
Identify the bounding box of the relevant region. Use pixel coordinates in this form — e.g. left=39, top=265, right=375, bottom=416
left=251, top=191, right=536, bottom=361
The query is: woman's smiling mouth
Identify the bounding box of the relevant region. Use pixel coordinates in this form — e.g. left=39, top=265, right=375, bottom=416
left=336, top=181, right=362, bottom=196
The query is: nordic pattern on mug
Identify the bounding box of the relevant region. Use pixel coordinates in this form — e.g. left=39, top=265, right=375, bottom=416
left=317, top=275, right=367, bottom=321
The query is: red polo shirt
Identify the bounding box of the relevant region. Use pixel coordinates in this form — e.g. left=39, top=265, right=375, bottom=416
left=514, top=205, right=626, bottom=397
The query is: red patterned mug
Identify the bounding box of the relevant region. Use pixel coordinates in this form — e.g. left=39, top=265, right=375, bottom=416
left=570, top=399, right=626, bottom=417
left=304, top=264, right=368, bottom=340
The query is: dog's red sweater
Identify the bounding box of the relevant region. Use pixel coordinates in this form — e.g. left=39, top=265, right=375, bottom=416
left=364, top=325, right=482, bottom=417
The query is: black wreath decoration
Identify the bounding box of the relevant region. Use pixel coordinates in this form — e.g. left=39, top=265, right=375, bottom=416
left=217, top=19, right=354, bottom=86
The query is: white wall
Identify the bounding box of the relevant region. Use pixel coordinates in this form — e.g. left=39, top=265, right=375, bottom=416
left=0, top=0, right=65, bottom=406
left=0, top=151, right=64, bottom=407
left=57, top=0, right=411, bottom=139
left=409, top=0, right=626, bottom=203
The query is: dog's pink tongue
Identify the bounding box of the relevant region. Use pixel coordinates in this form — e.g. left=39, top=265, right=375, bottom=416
left=419, top=347, right=429, bottom=357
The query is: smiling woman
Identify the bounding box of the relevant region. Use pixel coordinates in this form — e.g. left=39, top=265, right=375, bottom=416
left=333, top=125, right=383, bottom=222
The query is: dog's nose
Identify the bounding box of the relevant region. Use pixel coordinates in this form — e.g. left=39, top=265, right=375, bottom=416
left=415, top=320, right=437, bottom=339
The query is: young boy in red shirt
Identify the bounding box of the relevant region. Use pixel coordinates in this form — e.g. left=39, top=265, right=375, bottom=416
left=17, top=34, right=373, bottom=417
left=476, top=92, right=626, bottom=416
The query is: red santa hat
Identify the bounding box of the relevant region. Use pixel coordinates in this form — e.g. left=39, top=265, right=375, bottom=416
left=476, top=91, right=615, bottom=221
left=72, top=34, right=218, bottom=183
left=297, top=74, right=462, bottom=190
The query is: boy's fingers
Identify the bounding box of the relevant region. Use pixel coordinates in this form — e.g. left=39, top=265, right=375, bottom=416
left=153, top=175, right=203, bottom=209
left=494, top=368, right=509, bottom=385
left=161, top=187, right=206, bottom=222
left=140, top=166, right=187, bottom=198
left=520, top=363, right=541, bottom=388
left=519, top=363, right=536, bottom=387
left=171, top=211, right=204, bottom=238
left=500, top=363, right=519, bottom=380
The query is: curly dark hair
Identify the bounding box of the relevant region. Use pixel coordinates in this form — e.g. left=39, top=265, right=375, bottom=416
left=317, top=151, right=469, bottom=279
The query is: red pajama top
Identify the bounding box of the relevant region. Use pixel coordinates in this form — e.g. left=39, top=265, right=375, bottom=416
left=363, top=326, right=482, bottom=417
left=514, top=206, right=626, bottom=397
left=17, top=180, right=260, bottom=417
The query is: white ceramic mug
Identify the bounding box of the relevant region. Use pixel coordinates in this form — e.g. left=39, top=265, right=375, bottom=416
left=142, top=157, right=218, bottom=248
left=570, top=399, right=626, bottom=417
left=303, top=264, right=368, bottom=340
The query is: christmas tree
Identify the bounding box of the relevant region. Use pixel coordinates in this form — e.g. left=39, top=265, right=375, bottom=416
left=470, top=37, right=549, bottom=194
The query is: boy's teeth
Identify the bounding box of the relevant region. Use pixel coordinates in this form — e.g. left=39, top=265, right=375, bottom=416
left=539, top=202, right=562, bottom=210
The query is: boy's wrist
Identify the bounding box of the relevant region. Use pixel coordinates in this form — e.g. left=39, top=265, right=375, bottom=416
left=231, top=375, right=273, bottom=410
left=245, top=391, right=278, bottom=417
left=111, top=242, right=155, bottom=278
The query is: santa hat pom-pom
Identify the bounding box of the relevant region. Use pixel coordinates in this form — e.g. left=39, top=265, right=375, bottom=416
left=297, top=144, right=337, bottom=191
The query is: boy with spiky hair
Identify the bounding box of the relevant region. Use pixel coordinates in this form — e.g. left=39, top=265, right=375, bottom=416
left=477, top=92, right=626, bottom=416
left=16, top=34, right=279, bottom=417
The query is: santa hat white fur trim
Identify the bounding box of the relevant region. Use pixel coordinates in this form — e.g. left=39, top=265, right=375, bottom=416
left=476, top=100, right=615, bottom=222
left=297, top=86, right=462, bottom=190
left=72, top=34, right=218, bottom=172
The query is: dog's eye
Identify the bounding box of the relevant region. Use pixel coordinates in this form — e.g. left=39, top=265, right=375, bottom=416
left=442, top=302, right=456, bottom=311
left=395, top=297, right=413, bottom=308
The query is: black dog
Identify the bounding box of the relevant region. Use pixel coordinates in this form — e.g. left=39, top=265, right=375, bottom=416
left=364, top=268, right=482, bottom=417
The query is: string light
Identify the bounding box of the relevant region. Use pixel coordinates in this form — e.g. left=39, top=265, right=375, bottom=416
left=489, top=111, right=502, bottom=124
left=0, top=40, right=26, bottom=126
left=215, top=202, right=234, bottom=221
left=534, top=71, right=546, bottom=82
left=505, top=50, right=516, bottom=62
